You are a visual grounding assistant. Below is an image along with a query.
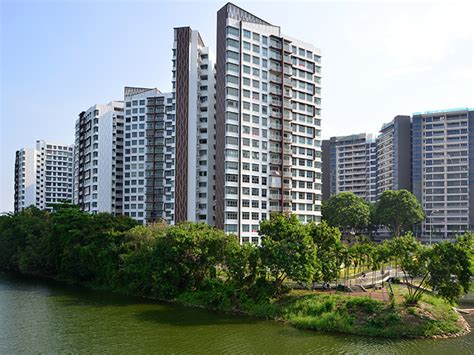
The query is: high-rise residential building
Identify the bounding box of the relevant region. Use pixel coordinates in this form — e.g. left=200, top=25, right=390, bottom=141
left=172, top=26, right=216, bottom=225
left=214, top=3, right=322, bottom=244
left=412, top=108, right=474, bottom=242
left=323, top=133, right=377, bottom=203
left=14, top=147, right=37, bottom=212
left=376, top=115, right=411, bottom=197
left=14, top=140, right=74, bottom=213
left=73, top=101, right=124, bottom=215
left=122, top=26, right=216, bottom=225
left=123, top=87, right=169, bottom=225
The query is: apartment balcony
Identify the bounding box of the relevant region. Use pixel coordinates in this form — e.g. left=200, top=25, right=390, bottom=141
left=270, top=75, right=282, bottom=84
left=269, top=144, right=282, bottom=153
left=269, top=51, right=282, bottom=61
left=269, top=133, right=282, bottom=141
left=270, top=63, right=282, bottom=73
left=270, top=110, right=283, bottom=119
left=269, top=205, right=282, bottom=212
left=270, top=122, right=282, bottom=130
left=283, top=170, right=292, bottom=178
left=270, top=98, right=282, bottom=106
left=270, top=86, right=282, bottom=95
left=282, top=205, right=292, bottom=213
left=269, top=192, right=281, bottom=200
left=270, top=158, right=282, bottom=165
left=270, top=39, right=282, bottom=50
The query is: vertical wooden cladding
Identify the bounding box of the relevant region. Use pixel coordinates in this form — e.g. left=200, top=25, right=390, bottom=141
left=174, top=27, right=191, bottom=223
left=214, top=8, right=227, bottom=229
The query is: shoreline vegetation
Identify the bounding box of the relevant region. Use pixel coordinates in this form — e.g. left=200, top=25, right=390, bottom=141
left=1, top=205, right=472, bottom=339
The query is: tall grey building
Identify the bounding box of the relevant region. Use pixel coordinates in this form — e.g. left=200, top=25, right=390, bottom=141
left=377, top=115, right=411, bottom=196
left=412, top=108, right=474, bottom=241
left=14, top=140, right=74, bottom=213
left=73, top=101, right=124, bottom=215
left=323, top=133, right=377, bottom=203
left=214, top=3, right=323, bottom=244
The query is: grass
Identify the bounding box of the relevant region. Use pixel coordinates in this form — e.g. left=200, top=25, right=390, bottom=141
left=276, top=289, right=464, bottom=338
left=177, top=286, right=465, bottom=338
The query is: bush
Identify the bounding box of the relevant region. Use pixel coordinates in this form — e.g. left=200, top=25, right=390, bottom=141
left=346, top=296, right=383, bottom=313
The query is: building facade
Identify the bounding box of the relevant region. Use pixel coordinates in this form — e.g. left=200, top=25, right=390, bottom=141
left=73, top=101, right=124, bottom=214
left=412, top=108, right=474, bottom=242
left=172, top=26, right=216, bottom=225
left=376, top=115, right=411, bottom=196
left=215, top=3, right=322, bottom=244
left=323, top=133, right=377, bottom=203
left=122, top=27, right=216, bottom=225
left=14, top=140, right=74, bottom=213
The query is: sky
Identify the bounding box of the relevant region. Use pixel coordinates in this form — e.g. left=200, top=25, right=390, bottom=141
left=0, top=0, right=473, bottom=213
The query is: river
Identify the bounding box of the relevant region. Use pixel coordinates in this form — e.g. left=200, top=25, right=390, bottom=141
left=0, top=272, right=472, bottom=354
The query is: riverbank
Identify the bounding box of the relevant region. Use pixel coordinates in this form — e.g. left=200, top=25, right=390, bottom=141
left=3, top=272, right=473, bottom=354
left=1, top=270, right=469, bottom=339
left=176, top=287, right=470, bottom=339
left=1, top=209, right=471, bottom=340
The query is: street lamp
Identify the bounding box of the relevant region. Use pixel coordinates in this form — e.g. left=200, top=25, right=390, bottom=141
left=428, top=209, right=440, bottom=246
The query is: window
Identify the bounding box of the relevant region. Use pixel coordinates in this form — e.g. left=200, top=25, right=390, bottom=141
left=226, top=38, right=239, bottom=48
left=243, top=29, right=251, bottom=38
left=227, top=26, right=239, bottom=37
left=226, top=50, right=239, bottom=61
left=226, top=174, right=238, bottom=182
left=226, top=63, right=239, bottom=73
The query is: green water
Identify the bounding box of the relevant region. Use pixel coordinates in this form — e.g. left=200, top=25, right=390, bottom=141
left=1, top=272, right=473, bottom=354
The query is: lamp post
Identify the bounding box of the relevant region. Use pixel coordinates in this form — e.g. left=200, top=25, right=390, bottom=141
left=428, top=209, right=439, bottom=246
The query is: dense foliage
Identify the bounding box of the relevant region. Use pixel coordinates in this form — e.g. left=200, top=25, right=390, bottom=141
left=0, top=205, right=472, bottom=310
left=374, top=190, right=425, bottom=237
left=322, top=192, right=371, bottom=238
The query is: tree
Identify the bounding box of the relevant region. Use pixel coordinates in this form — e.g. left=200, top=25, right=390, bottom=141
left=224, top=242, right=261, bottom=289
left=259, top=214, right=318, bottom=293
left=322, top=192, right=371, bottom=238
left=427, top=234, right=473, bottom=304
left=388, top=233, right=428, bottom=304
left=151, top=222, right=233, bottom=298
left=375, top=189, right=425, bottom=237
left=308, top=221, right=341, bottom=284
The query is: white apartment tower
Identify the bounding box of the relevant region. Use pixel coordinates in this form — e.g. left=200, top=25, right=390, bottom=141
left=73, top=101, right=124, bottom=214
left=123, top=26, right=216, bottom=225
left=215, top=3, right=322, bottom=243
left=122, top=87, right=173, bottom=224
left=324, top=133, right=377, bottom=203
left=14, top=140, right=74, bottom=213
left=412, top=108, right=474, bottom=241
left=376, top=115, right=411, bottom=196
